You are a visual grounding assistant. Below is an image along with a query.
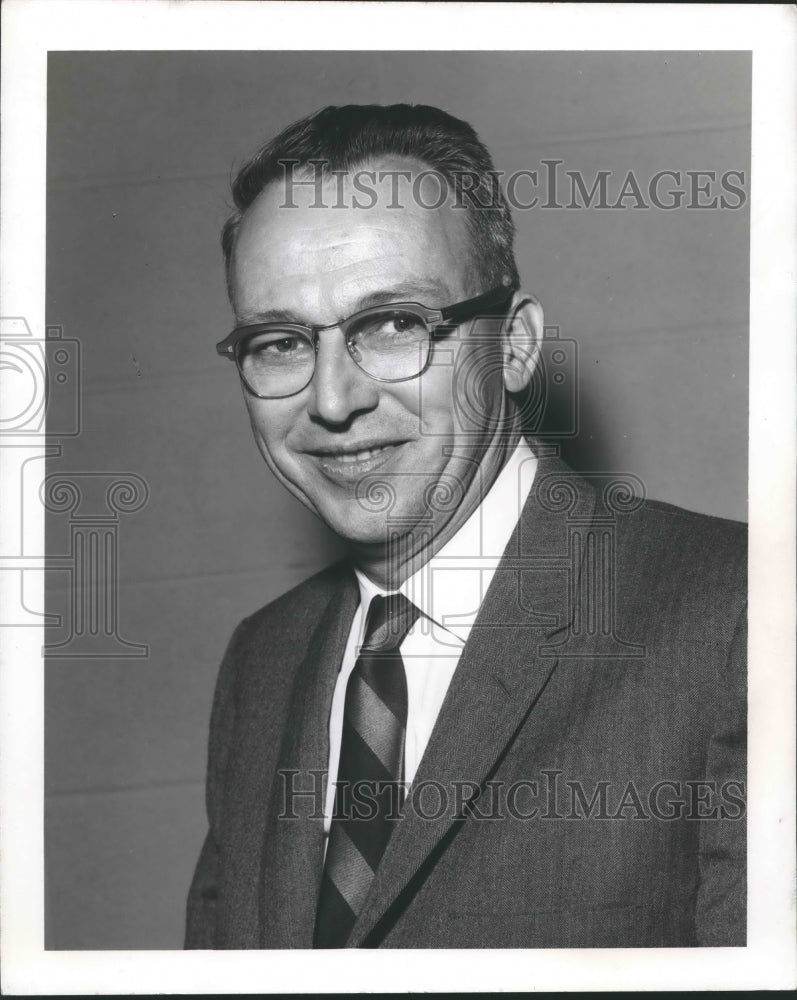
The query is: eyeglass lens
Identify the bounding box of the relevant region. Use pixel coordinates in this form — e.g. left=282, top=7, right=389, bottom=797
left=237, top=307, right=432, bottom=397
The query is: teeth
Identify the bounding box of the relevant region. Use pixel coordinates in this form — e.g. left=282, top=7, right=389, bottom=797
left=335, top=446, right=386, bottom=464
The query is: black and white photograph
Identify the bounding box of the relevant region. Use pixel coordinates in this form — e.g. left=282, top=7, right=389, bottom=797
left=1, top=1, right=794, bottom=993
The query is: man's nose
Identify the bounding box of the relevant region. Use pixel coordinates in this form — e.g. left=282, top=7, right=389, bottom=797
left=306, top=328, right=379, bottom=425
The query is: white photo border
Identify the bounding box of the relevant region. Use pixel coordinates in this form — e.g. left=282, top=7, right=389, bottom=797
left=1, top=0, right=794, bottom=993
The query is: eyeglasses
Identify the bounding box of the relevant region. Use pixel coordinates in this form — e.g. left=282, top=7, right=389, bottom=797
left=216, top=280, right=518, bottom=399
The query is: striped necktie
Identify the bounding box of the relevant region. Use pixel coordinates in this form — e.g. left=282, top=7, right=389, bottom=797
left=313, top=592, right=420, bottom=948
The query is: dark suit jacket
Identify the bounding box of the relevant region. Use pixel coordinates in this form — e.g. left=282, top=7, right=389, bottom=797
left=185, top=452, right=746, bottom=948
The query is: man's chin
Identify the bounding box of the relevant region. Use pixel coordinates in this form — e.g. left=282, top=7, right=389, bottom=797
left=317, top=501, right=429, bottom=550
left=325, top=515, right=398, bottom=548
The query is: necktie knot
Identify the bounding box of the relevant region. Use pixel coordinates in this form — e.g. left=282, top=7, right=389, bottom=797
left=362, top=593, right=421, bottom=653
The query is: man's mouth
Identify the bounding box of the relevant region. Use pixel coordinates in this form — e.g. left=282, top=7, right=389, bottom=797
left=326, top=445, right=392, bottom=464
left=306, top=440, right=409, bottom=480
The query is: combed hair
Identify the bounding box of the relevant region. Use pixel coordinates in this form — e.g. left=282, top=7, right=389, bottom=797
left=221, top=103, right=519, bottom=303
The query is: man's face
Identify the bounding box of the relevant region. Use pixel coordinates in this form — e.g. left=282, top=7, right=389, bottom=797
left=230, top=157, right=514, bottom=549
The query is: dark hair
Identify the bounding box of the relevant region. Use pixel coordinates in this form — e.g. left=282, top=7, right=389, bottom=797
left=221, top=103, right=519, bottom=303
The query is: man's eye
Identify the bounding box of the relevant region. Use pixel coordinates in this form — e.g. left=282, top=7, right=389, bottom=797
left=388, top=314, right=425, bottom=336
left=248, top=334, right=311, bottom=359
left=268, top=337, right=300, bottom=353
left=389, top=315, right=421, bottom=334
left=352, top=313, right=426, bottom=343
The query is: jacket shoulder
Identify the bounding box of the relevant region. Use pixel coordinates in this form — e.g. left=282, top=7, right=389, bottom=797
left=627, top=497, right=747, bottom=572
left=233, top=559, right=353, bottom=651
left=209, top=560, right=354, bottom=740
left=613, top=497, right=747, bottom=646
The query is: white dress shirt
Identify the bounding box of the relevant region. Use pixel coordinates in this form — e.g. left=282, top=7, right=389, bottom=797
left=323, top=439, right=538, bottom=833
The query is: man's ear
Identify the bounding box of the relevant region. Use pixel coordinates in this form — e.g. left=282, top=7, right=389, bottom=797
left=502, top=291, right=543, bottom=393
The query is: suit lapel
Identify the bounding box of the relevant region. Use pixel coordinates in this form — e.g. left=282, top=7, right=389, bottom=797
left=259, top=568, right=359, bottom=948
left=347, top=451, right=596, bottom=947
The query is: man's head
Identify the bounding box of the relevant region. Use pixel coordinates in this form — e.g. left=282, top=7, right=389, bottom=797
left=222, top=104, right=519, bottom=306
left=220, top=104, right=543, bottom=581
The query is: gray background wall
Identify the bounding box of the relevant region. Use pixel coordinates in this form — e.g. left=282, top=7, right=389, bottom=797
left=45, top=51, right=750, bottom=949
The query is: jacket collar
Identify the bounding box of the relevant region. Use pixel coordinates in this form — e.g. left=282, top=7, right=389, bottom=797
left=258, top=568, right=359, bottom=948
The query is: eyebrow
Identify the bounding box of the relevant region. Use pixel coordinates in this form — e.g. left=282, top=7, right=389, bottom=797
left=240, top=278, right=453, bottom=327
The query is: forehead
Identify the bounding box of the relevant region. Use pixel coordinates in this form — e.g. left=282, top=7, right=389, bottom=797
left=231, top=156, right=473, bottom=320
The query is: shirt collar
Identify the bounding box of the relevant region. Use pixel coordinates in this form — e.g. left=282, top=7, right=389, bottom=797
left=354, top=438, right=538, bottom=646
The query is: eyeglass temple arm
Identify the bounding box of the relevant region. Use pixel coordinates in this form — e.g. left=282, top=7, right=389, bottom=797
left=438, top=280, right=518, bottom=325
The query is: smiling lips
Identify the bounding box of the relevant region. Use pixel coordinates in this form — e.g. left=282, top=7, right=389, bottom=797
left=307, top=441, right=408, bottom=480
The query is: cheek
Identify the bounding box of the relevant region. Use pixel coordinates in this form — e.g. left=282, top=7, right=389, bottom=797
left=244, top=399, right=295, bottom=463
left=450, top=342, right=506, bottom=432
left=411, top=365, right=457, bottom=437
left=417, top=339, right=505, bottom=439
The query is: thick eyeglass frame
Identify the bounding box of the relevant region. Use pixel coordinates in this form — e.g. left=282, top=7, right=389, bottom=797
left=215, top=279, right=519, bottom=399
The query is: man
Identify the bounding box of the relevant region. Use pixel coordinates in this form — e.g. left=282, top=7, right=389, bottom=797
left=185, top=104, right=746, bottom=949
